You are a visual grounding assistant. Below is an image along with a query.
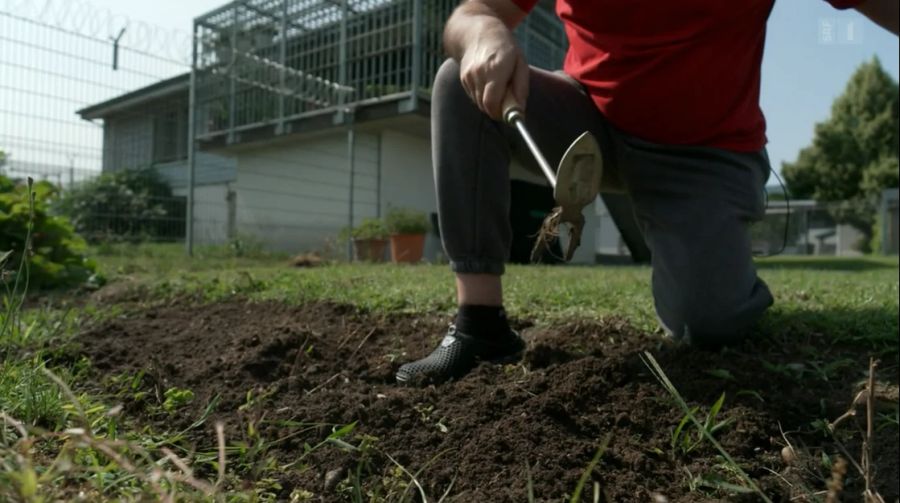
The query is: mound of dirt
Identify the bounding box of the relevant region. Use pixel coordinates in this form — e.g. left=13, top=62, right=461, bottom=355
left=78, top=300, right=899, bottom=502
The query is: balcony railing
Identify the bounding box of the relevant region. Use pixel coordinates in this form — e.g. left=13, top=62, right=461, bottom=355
left=192, top=0, right=565, bottom=142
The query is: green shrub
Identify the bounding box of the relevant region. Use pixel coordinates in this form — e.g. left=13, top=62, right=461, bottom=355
left=384, top=207, right=430, bottom=235
left=53, top=168, right=185, bottom=243
left=0, top=176, right=96, bottom=289
left=351, top=218, right=389, bottom=240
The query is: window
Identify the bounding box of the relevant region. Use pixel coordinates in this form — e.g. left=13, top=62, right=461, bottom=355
left=152, top=107, right=188, bottom=164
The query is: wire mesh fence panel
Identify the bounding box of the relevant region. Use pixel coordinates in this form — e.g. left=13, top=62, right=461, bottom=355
left=194, top=0, right=568, bottom=139
left=751, top=201, right=872, bottom=257
left=4, top=0, right=571, bottom=262
left=1, top=1, right=193, bottom=250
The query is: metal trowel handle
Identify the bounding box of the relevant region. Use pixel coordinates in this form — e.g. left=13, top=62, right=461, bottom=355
left=501, top=91, right=557, bottom=188
left=501, top=92, right=525, bottom=126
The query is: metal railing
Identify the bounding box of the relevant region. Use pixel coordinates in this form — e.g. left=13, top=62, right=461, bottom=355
left=191, top=0, right=566, bottom=142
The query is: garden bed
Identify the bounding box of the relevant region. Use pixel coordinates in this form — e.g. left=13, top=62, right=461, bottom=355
left=78, top=299, right=899, bottom=501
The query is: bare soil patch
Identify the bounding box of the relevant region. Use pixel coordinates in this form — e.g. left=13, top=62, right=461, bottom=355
left=78, top=300, right=899, bottom=502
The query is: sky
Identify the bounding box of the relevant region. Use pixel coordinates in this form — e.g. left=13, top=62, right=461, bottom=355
left=6, top=0, right=900, bottom=176
left=762, top=1, right=899, bottom=175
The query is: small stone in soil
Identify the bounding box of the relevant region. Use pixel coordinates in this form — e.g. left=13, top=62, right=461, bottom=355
left=324, top=467, right=346, bottom=491
left=781, top=445, right=797, bottom=464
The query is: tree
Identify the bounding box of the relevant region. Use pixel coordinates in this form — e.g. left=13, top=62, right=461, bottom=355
left=0, top=149, right=7, bottom=169
left=782, top=57, right=899, bottom=250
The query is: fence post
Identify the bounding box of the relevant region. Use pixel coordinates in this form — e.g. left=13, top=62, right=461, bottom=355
left=227, top=6, right=238, bottom=145
left=410, top=0, right=423, bottom=107
left=346, top=118, right=356, bottom=262
left=186, top=21, right=198, bottom=257
left=803, top=208, right=809, bottom=255
left=277, top=0, right=288, bottom=134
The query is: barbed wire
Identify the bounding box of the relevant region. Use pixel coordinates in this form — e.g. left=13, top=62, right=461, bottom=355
left=0, top=0, right=192, bottom=65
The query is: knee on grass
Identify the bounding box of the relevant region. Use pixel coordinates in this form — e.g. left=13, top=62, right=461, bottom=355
left=668, top=287, right=773, bottom=349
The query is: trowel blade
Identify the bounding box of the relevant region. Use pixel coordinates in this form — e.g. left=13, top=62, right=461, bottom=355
left=554, top=131, right=603, bottom=209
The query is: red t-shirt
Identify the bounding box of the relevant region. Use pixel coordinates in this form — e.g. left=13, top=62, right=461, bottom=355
left=511, top=0, right=864, bottom=151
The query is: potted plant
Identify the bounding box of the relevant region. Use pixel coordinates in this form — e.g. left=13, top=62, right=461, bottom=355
left=385, top=207, right=430, bottom=263
left=350, top=218, right=389, bottom=262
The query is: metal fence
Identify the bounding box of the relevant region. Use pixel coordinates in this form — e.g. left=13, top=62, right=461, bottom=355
left=191, top=0, right=564, bottom=142
left=1, top=0, right=194, bottom=246
left=2, top=0, right=568, bottom=259
left=3, top=0, right=893, bottom=263
left=751, top=200, right=871, bottom=257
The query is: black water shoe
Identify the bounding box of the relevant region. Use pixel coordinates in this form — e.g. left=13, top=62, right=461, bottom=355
left=395, top=325, right=525, bottom=385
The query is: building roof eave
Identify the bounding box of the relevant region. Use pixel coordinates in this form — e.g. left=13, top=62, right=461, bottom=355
left=77, top=73, right=190, bottom=120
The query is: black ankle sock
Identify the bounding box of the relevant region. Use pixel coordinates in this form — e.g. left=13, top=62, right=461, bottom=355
left=455, top=305, right=510, bottom=338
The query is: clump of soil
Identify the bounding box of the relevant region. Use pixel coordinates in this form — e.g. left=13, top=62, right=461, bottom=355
left=78, top=300, right=899, bottom=502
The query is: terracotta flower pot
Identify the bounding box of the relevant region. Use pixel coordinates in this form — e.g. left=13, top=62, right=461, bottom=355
left=353, top=238, right=388, bottom=262
left=390, top=233, right=425, bottom=263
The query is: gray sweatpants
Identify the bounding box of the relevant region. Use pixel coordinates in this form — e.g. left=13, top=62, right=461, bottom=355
left=431, top=59, right=774, bottom=346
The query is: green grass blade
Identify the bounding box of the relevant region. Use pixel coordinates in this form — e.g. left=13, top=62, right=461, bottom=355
left=641, top=351, right=772, bottom=503
left=706, top=392, right=727, bottom=431
left=525, top=462, right=535, bottom=503
left=570, top=433, right=612, bottom=503
left=672, top=407, right=697, bottom=449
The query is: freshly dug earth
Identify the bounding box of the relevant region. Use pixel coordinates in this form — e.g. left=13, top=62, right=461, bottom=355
left=78, top=300, right=899, bottom=502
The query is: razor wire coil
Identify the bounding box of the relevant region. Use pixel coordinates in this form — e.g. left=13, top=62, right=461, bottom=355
left=0, top=0, right=192, bottom=65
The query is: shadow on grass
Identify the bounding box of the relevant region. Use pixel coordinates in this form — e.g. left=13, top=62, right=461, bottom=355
left=755, top=256, right=898, bottom=272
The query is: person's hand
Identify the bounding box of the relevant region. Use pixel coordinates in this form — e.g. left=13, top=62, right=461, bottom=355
left=458, top=27, right=529, bottom=121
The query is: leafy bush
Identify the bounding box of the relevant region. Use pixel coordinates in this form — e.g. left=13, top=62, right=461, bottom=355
left=384, top=208, right=430, bottom=235
left=0, top=176, right=96, bottom=289
left=351, top=218, right=388, bottom=240
left=54, top=168, right=185, bottom=243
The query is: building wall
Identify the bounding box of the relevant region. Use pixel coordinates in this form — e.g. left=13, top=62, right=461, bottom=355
left=172, top=183, right=234, bottom=245
left=378, top=130, right=441, bottom=260
left=222, top=125, right=601, bottom=262
left=232, top=131, right=379, bottom=252
left=836, top=224, right=865, bottom=257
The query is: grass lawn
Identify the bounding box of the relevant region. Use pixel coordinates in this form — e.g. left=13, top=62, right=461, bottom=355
left=2, top=246, right=898, bottom=501
left=96, top=246, right=898, bottom=343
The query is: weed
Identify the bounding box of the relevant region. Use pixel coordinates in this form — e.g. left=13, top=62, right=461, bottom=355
left=688, top=468, right=756, bottom=496
left=670, top=392, right=732, bottom=455
left=162, top=387, right=194, bottom=413
left=704, top=369, right=735, bottom=381
left=642, top=352, right=772, bottom=503
left=736, top=389, right=765, bottom=403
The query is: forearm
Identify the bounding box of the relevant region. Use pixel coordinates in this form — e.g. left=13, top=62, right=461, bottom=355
left=856, top=0, right=899, bottom=36
left=443, top=1, right=525, bottom=61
